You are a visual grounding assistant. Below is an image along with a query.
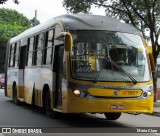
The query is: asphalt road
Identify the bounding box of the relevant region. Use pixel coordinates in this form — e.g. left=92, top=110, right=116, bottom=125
left=0, top=89, right=160, bottom=136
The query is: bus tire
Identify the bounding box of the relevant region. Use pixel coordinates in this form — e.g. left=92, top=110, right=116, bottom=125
left=104, top=112, right=121, bottom=120
left=13, top=85, right=20, bottom=105
left=45, top=91, right=58, bottom=118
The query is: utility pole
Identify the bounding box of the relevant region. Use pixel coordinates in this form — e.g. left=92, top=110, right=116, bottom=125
left=34, top=10, right=37, bottom=26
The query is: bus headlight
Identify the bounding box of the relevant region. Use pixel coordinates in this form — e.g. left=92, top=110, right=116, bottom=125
left=147, top=91, right=152, bottom=97
left=73, top=89, right=81, bottom=96
left=143, top=91, right=152, bottom=98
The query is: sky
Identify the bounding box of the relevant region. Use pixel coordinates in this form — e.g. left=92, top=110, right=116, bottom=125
left=0, top=0, right=159, bottom=44
left=0, top=0, right=105, bottom=23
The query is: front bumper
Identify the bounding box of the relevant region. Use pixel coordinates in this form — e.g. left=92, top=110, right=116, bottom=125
left=63, top=89, right=154, bottom=113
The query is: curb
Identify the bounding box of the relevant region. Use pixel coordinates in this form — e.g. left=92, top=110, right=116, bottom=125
left=154, top=103, right=160, bottom=108
left=145, top=112, right=160, bottom=117
left=144, top=102, right=160, bottom=117
left=149, top=112, right=160, bottom=117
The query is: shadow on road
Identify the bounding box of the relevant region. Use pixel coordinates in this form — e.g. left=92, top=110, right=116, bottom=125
left=5, top=99, right=128, bottom=128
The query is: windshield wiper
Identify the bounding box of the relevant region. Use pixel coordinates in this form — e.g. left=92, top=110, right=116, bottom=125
left=93, top=45, right=137, bottom=84
left=109, top=59, right=137, bottom=84
left=93, top=55, right=111, bottom=83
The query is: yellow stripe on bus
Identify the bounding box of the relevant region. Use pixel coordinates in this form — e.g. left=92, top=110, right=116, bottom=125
left=88, top=88, right=142, bottom=97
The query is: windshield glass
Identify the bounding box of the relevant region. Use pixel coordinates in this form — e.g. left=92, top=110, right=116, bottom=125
left=70, top=30, right=150, bottom=82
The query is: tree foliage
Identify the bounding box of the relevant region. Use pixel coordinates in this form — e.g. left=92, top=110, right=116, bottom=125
left=63, top=0, right=160, bottom=62
left=0, top=41, right=6, bottom=73
left=0, top=8, right=31, bottom=72
left=0, top=8, right=31, bottom=41
left=0, top=0, right=19, bottom=4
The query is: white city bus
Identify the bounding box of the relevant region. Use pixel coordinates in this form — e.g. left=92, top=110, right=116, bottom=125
left=5, top=14, right=154, bottom=120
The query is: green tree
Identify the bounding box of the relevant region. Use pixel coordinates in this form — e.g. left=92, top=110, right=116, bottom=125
left=0, top=8, right=31, bottom=72
left=0, top=0, right=19, bottom=4
left=0, top=8, right=31, bottom=41
left=0, top=41, right=6, bottom=73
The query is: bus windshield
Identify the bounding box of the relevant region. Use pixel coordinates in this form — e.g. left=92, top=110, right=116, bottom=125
left=70, top=30, right=150, bottom=82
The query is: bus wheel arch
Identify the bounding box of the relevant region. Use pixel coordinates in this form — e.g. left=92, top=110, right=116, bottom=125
left=42, top=84, right=50, bottom=108
left=42, top=84, right=58, bottom=118
left=104, top=112, right=122, bottom=120
left=42, top=85, right=52, bottom=116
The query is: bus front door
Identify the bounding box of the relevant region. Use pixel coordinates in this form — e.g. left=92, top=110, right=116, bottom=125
left=53, top=45, right=64, bottom=108
left=18, top=46, right=27, bottom=100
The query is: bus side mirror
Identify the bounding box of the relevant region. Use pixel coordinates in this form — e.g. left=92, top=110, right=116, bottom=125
left=148, top=46, right=152, bottom=54
left=143, top=39, right=152, bottom=54
left=144, top=39, right=155, bottom=72
left=61, top=32, right=73, bottom=51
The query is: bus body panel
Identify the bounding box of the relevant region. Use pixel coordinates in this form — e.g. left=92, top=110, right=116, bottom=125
left=24, top=68, right=53, bottom=106
left=18, top=69, right=25, bottom=98
left=7, top=69, right=18, bottom=97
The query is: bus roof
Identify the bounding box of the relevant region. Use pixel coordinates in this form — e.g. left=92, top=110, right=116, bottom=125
left=56, top=14, right=140, bottom=35
left=10, top=14, right=141, bottom=43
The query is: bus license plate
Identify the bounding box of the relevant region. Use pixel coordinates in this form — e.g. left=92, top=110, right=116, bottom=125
left=110, top=104, right=125, bottom=110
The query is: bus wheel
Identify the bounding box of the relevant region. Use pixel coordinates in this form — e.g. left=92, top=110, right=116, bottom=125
left=45, top=91, right=58, bottom=118
left=13, top=86, right=20, bottom=105
left=104, top=113, right=121, bottom=120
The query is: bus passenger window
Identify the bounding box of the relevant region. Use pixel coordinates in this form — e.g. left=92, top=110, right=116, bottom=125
left=12, top=43, right=17, bottom=67
left=9, top=44, right=15, bottom=67
left=8, top=44, right=12, bottom=67
left=15, top=42, right=20, bottom=67
left=36, top=33, right=44, bottom=66
left=43, top=29, right=54, bottom=65
left=28, top=52, right=33, bottom=66
left=27, top=37, right=34, bottom=66
left=54, top=25, right=64, bottom=46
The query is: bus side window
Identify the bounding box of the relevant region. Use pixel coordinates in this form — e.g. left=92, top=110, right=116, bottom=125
left=54, top=25, right=64, bottom=46
left=53, top=25, right=64, bottom=71
left=43, top=29, right=54, bottom=65
left=34, top=33, right=44, bottom=66
left=9, top=44, right=15, bottom=67
left=12, top=43, right=17, bottom=67
left=8, top=44, right=12, bottom=67
left=15, top=42, right=20, bottom=67
left=26, top=37, right=34, bottom=66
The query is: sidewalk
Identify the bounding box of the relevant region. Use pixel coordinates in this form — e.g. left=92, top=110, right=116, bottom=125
left=151, top=100, right=160, bottom=117
left=154, top=100, right=160, bottom=113
left=154, top=76, right=160, bottom=115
